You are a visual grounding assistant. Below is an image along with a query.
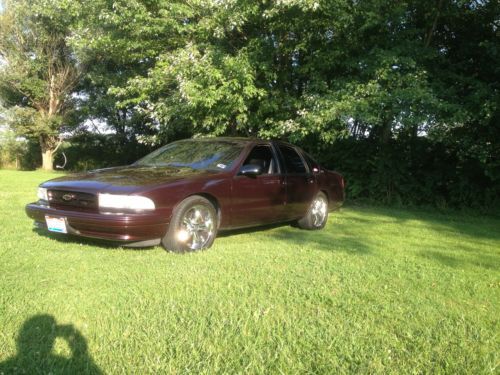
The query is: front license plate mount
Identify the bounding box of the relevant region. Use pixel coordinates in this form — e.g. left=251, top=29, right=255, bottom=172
left=45, top=215, right=68, bottom=234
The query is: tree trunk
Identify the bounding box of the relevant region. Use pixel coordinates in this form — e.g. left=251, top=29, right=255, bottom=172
left=39, top=134, right=61, bottom=171
left=381, top=121, right=392, bottom=144
left=41, top=149, right=54, bottom=171
left=425, top=0, right=444, bottom=47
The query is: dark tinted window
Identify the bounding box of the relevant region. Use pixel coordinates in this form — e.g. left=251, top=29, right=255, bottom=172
left=243, top=145, right=277, bottom=174
left=278, top=145, right=307, bottom=174
left=303, top=152, right=320, bottom=172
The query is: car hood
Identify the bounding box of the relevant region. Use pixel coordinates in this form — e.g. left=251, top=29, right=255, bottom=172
left=41, top=165, right=217, bottom=194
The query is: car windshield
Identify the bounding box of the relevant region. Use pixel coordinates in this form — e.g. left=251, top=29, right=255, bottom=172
left=134, top=139, right=244, bottom=171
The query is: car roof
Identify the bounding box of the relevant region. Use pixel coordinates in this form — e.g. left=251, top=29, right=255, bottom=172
left=186, top=137, right=297, bottom=148
left=185, top=136, right=257, bottom=143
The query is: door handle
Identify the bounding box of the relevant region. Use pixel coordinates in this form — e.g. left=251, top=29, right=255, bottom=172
left=263, top=180, right=279, bottom=185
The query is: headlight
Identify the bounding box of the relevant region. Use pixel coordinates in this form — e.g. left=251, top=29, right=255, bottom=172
left=98, top=193, right=155, bottom=211
left=37, top=187, right=48, bottom=201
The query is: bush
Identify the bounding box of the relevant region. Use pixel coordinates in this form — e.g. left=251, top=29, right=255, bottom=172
left=0, top=130, right=40, bottom=170
left=57, top=133, right=154, bottom=172
left=305, top=137, right=499, bottom=211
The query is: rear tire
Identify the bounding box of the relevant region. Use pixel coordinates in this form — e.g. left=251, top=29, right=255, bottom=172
left=162, top=195, right=218, bottom=253
left=297, top=192, right=328, bottom=230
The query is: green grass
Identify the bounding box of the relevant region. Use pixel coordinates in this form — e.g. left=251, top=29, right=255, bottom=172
left=0, top=169, right=499, bottom=374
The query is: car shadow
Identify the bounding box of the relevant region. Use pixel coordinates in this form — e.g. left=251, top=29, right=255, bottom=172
left=233, top=205, right=500, bottom=267
left=220, top=219, right=372, bottom=255
left=0, top=314, right=103, bottom=374
left=31, top=227, right=156, bottom=250
left=32, top=215, right=372, bottom=254
left=30, top=205, right=500, bottom=268
left=218, top=221, right=295, bottom=237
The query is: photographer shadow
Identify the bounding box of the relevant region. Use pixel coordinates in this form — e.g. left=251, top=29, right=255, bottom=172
left=0, top=314, right=102, bottom=374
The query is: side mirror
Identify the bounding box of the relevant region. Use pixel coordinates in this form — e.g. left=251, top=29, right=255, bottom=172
left=239, top=164, right=263, bottom=177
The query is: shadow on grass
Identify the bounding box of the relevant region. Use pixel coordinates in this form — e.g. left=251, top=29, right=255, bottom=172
left=221, top=220, right=372, bottom=255
left=32, top=215, right=371, bottom=254
left=0, top=314, right=102, bottom=374
left=357, top=204, right=500, bottom=242
left=348, top=205, right=500, bottom=270
left=33, top=220, right=370, bottom=254
left=32, top=228, right=155, bottom=251
left=30, top=205, right=500, bottom=268
left=418, top=249, right=499, bottom=270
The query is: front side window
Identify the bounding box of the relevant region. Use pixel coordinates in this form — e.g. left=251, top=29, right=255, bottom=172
left=242, top=145, right=278, bottom=174
left=278, top=145, right=307, bottom=174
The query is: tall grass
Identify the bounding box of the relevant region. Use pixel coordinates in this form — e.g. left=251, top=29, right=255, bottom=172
left=0, top=170, right=498, bottom=373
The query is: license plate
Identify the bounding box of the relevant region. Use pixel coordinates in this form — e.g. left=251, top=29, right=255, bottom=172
left=45, top=216, right=67, bottom=234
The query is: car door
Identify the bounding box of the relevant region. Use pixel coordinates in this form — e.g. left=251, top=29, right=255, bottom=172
left=276, top=143, right=317, bottom=219
left=230, top=144, right=286, bottom=227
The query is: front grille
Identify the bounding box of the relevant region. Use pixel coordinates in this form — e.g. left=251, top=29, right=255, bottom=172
left=48, top=190, right=98, bottom=210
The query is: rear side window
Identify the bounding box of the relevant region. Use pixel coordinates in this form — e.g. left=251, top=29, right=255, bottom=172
left=278, top=145, right=307, bottom=174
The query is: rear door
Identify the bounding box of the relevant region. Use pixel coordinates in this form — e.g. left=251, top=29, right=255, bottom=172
left=276, top=143, right=317, bottom=219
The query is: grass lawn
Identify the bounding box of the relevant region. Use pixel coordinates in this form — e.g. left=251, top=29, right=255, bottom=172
left=0, top=169, right=499, bottom=374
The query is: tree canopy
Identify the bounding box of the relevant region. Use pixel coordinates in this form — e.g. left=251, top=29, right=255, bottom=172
left=72, top=0, right=498, bottom=144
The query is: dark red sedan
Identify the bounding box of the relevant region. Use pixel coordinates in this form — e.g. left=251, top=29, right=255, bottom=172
left=26, top=137, right=345, bottom=252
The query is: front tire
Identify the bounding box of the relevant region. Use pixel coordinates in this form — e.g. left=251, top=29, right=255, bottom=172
left=297, top=192, right=328, bottom=230
left=162, top=195, right=218, bottom=253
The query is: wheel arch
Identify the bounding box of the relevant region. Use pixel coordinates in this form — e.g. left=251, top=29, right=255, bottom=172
left=319, top=189, right=330, bottom=203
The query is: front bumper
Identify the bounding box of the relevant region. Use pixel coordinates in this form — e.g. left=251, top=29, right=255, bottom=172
left=26, top=202, right=170, bottom=246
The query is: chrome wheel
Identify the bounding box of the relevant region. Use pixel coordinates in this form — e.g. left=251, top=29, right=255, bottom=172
left=177, top=205, right=215, bottom=250
left=311, top=195, right=328, bottom=227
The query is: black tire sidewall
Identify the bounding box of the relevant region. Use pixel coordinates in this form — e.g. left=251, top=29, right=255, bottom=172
left=162, top=195, right=218, bottom=252
left=298, top=192, right=328, bottom=230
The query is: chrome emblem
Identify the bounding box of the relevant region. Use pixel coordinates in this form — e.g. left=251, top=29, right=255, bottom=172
left=62, top=193, right=76, bottom=201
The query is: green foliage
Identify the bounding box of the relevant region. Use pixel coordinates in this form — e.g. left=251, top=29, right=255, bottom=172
left=70, top=0, right=196, bottom=145
left=113, top=44, right=265, bottom=137
left=2, top=0, right=497, bottom=207
left=1, top=170, right=499, bottom=372
left=0, top=128, right=24, bottom=168
left=0, top=128, right=40, bottom=170
left=72, top=0, right=498, bottom=144
left=58, top=132, right=154, bottom=171
left=308, top=138, right=500, bottom=211
left=0, top=0, right=82, bottom=169
left=0, top=0, right=80, bottom=116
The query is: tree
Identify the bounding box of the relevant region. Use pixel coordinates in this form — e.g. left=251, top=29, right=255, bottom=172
left=71, top=0, right=196, bottom=146
left=82, top=0, right=443, bottom=144
left=0, top=0, right=81, bottom=170
left=62, top=0, right=499, bottom=208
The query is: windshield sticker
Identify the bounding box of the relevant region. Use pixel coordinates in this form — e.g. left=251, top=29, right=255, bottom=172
left=217, top=163, right=227, bottom=169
